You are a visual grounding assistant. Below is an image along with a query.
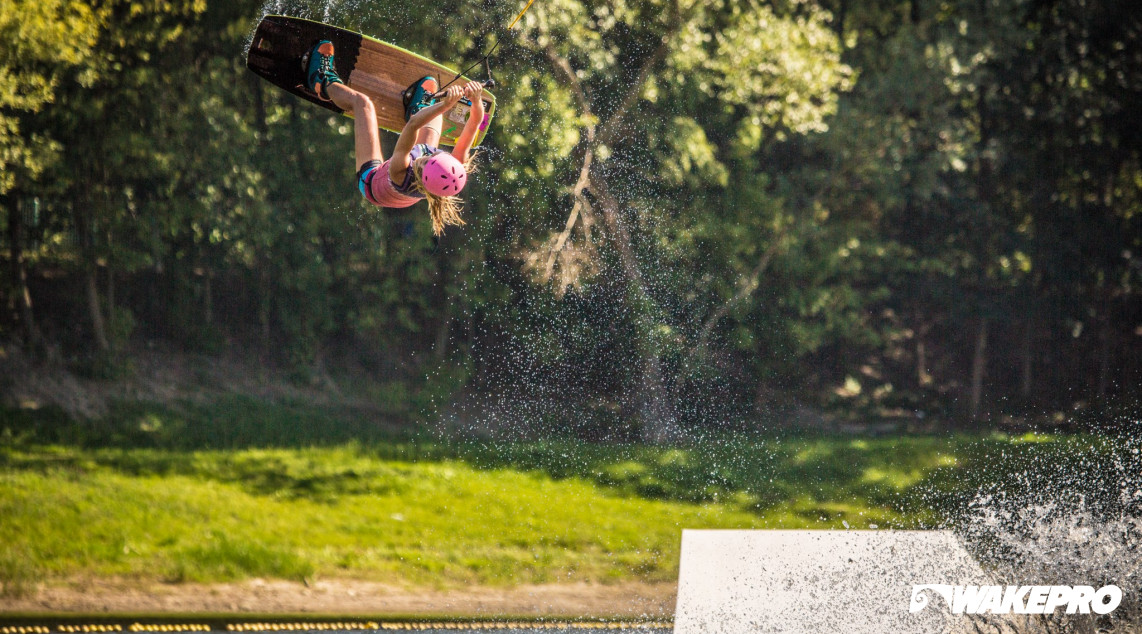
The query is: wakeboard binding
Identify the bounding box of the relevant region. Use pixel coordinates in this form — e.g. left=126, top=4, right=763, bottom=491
left=303, top=40, right=343, bottom=101
left=402, top=76, right=439, bottom=121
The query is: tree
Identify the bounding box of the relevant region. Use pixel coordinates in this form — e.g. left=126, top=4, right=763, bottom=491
left=482, top=0, right=853, bottom=440
left=32, top=0, right=207, bottom=358
left=0, top=0, right=106, bottom=351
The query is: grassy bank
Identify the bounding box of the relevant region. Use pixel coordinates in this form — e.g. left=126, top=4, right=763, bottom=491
left=0, top=399, right=1132, bottom=596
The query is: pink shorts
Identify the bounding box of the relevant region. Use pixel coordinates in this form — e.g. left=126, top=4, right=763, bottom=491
left=357, top=159, right=423, bottom=208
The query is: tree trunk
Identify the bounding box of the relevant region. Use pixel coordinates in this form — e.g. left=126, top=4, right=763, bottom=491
left=692, top=236, right=783, bottom=360
left=833, top=0, right=848, bottom=37
left=434, top=317, right=451, bottom=363
left=1097, top=311, right=1111, bottom=401
left=104, top=226, right=114, bottom=327
left=252, top=72, right=269, bottom=140
left=589, top=171, right=679, bottom=444
left=106, top=265, right=115, bottom=339
left=5, top=196, right=43, bottom=351
left=86, top=264, right=110, bottom=352
left=916, top=340, right=932, bottom=387
left=203, top=269, right=213, bottom=325
left=433, top=242, right=452, bottom=362
left=915, top=321, right=933, bottom=387
left=970, top=316, right=988, bottom=420
left=1020, top=320, right=1033, bottom=401
left=258, top=265, right=272, bottom=350
left=534, top=8, right=689, bottom=444
left=74, top=200, right=110, bottom=353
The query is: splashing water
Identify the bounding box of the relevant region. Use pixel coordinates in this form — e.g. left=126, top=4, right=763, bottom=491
left=952, top=432, right=1142, bottom=632
left=249, top=0, right=406, bottom=52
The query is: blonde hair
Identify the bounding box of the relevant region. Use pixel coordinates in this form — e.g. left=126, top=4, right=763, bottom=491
left=412, top=150, right=478, bottom=236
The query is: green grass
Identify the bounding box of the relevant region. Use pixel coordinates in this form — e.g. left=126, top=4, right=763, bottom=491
left=0, top=400, right=1135, bottom=596
left=0, top=445, right=770, bottom=590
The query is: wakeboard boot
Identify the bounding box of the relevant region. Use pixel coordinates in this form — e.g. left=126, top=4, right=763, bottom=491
left=402, top=76, right=439, bottom=121
left=304, top=40, right=343, bottom=101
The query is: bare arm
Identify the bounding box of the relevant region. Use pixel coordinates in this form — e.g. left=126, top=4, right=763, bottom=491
left=450, top=81, right=487, bottom=164
left=389, top=86, right=465, bottom=180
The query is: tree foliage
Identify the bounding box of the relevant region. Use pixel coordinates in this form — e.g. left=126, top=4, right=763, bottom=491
left=2, top=0, right=1139, bottom=433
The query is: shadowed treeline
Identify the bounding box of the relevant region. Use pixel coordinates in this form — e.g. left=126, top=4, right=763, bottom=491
left=1, top=0, right=1140, bottom=439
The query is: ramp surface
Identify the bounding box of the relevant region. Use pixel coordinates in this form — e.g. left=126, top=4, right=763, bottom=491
left=674, top=529, right=988, bottom=634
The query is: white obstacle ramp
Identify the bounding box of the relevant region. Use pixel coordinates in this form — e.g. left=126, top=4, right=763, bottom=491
left=674, top=529, right=987, bottom=634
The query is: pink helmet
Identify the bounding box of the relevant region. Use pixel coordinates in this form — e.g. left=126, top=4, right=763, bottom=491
left=421, top=152, right=468, bottom=197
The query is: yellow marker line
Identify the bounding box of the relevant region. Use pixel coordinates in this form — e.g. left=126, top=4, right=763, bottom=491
left=224, top=625, right=672, bottom=631
left=5, top=623, right=671, bottom=633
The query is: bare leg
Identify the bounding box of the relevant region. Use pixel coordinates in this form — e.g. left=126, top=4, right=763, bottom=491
left=411, top=78, right=443, bottom=147
left=327, top=83, right=383, bottom=169
left=415, top=113, right=443, bottom=147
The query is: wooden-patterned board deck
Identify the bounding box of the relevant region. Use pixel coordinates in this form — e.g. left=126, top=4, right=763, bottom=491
left=246, top=15, right=495, bottom=147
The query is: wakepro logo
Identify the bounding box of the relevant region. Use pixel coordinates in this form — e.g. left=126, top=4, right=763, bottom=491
left=910, top=585, right=1122, bottom=615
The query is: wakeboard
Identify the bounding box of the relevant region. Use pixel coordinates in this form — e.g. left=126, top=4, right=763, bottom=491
left=246, top=15, right=496, bottom=147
